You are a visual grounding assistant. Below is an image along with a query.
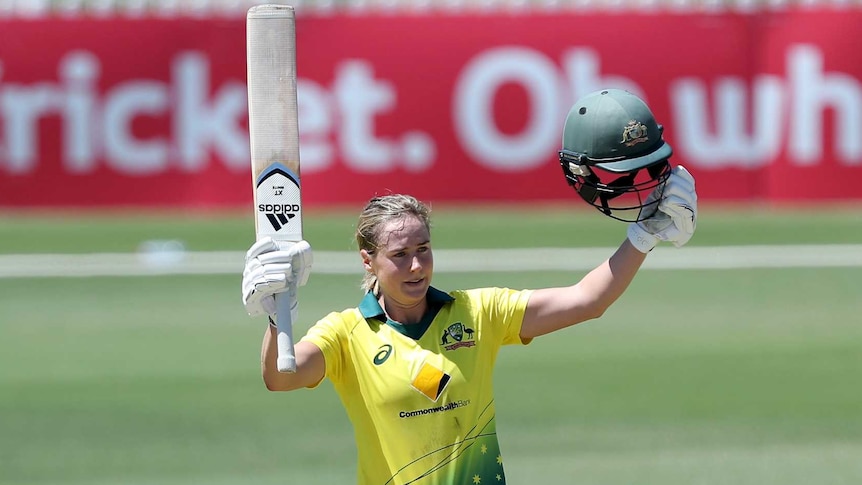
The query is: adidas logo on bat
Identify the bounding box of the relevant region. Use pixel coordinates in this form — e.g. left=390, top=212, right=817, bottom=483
left=258, top=204, right=300, bottom=231
left=265, top=212, right=295, bottom=231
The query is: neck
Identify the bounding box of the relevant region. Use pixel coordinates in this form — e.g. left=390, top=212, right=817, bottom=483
left=380, top=296, right=427, bottom=325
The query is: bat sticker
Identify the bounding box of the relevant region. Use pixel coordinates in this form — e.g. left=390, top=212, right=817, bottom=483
left=255, top=163, right=302, bottom=238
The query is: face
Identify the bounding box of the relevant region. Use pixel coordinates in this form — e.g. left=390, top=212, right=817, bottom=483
left=361, top=215, right=433, bottom=314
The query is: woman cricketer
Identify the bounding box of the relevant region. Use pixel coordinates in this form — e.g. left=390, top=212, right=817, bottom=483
left=240, top=89, right=698, bottom=484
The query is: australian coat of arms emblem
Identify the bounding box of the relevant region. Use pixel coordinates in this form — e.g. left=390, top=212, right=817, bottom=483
left=441, top=322, right=476, bottom=351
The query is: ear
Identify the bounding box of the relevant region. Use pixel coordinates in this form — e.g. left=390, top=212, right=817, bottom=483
left=360, top=249, right=374, bottom=272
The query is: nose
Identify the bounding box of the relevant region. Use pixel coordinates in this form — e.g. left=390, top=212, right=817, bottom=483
left=410, top=255, right=422, bottom=272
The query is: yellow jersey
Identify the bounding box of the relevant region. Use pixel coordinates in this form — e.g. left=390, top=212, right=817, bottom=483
left=301, top=286, right=532, bottom=485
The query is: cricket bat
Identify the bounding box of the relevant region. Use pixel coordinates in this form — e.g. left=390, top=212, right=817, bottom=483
left=246, top=4, right=303, bottom=373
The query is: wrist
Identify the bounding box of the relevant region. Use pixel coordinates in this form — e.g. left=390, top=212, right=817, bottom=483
left=627, top=223, right=659, bottom=253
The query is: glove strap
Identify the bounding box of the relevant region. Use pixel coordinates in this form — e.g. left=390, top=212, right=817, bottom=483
left=627, top=223, right=659, bottom=253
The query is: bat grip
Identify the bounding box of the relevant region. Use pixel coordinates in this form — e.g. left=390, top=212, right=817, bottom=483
left=275, top=285, right=297, bottom=373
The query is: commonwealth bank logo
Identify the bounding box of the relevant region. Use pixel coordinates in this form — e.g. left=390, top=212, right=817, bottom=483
left=412, top=362, right=450, bottom=402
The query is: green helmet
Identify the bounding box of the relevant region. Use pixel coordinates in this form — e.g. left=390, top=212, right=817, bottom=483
left=559, top=89, right=672, bottom=222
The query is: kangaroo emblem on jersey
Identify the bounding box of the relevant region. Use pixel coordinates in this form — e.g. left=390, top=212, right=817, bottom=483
left=441, top=322, right=476, bottom=351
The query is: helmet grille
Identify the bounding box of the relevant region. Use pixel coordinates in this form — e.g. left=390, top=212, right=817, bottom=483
left=560, top=153, right=671, bottom=222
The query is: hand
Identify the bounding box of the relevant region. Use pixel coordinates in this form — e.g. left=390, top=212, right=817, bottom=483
left=241, top=237, right=313, bottom=318
left=627, top=165, right=698, bottom=253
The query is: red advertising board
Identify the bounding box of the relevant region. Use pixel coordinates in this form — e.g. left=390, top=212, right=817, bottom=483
left=1, top=12, right=861, bottom=208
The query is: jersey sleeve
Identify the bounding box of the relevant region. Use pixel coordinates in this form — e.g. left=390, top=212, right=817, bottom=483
left=476, top=287, right=534, bottom=346
left=300, top=311, right=351, bottom=385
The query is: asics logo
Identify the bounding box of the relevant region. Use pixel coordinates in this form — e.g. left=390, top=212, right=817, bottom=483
left=373, top=344, right=393, bottom=365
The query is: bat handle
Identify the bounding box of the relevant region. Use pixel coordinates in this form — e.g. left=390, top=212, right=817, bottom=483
left=275, top=285, right=297, bottom=373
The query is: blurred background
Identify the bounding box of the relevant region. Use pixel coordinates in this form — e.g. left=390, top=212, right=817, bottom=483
left=1, top=1, right=861, bottom=484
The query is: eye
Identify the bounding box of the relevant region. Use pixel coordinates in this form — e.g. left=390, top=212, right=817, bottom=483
left=417, top=246, right=430, bottom=253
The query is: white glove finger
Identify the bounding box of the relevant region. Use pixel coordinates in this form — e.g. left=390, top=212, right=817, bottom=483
left=262, top=262, right=293, bottom=280
left=257, top=240, right=313, bottom=267
left=249, top=264, right=289, bottom=291
left=672, top=165, right=696, bottom=188
left=242, top=280, right=264, bottom=315
left=271, top=239, right=300, bottom=251
left=291, top=241, right=314, bottom=286
left=670, top=219, right=694, bottom=247
left=279, top=240, right=313, bottom=266
left=660, top=193, right=696, bottom=213
left=244, top=262, right=287, bottom=289
left=671, top=234, right=692, bottom=249
left=662, top=187, right=696, bottom=212
left=662, top=213, right=694, bottom=241
left=242, top=276, right=260, bottom=300
left=271, top=240, right=314, bottom=286
left=244, top=291, right=276, bottom=317
left=257, top=251, right=295, bottom=266
left=661, top=204, right=697, bottom=225
left=245, top=303, right=267, bottom=317
left=290, top=241, right=314, bottom=266
left=662, top=174, right=697, bottom=207
left=639, top=210, right=674, bottom=235
left=289, top=240, right=312, bottom=259
left=642, top=182, right=665, bottom=206
left=242, top=257, right=263, bottom=280
left=673, top=215, right=695, bottom=239
left=296, top=272, right=311, bottom=287
left=242, top=263, right=267, bottom=295
left=242, top=238, right=313, bottom=319
left=244, top=289, right=261, bottom=312
left=252, top=277, right=287, bottom=298
left=246, top=237, right=280, bottom=260
left=660, top=198, right=696, bottom=234
left=662, top=177, right=697, bottom=204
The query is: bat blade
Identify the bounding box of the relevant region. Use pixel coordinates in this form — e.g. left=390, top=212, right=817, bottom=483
left=246, top=4, right=302, bottom=373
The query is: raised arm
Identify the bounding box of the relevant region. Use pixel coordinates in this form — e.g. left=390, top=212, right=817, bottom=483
left=521, top=165, right=697, bottom=339
left=261, top=326, right=325, bottom=391
left=521, top=239, right=646, bottom=338
left=242, top=236, right=323, bottom=391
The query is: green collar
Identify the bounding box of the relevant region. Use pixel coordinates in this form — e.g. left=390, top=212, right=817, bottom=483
left=358, top=286, right=454, bottom=340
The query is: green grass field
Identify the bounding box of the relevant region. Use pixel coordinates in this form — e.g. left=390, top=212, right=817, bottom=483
left=1, top=205, right=861, bottom=485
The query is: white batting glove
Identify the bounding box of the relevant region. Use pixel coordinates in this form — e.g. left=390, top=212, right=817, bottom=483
left=241, top=237, right=313, bottom=318
left=627, top=165, right=698, bottom=253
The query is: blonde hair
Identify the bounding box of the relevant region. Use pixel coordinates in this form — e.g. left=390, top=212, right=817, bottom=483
left=356, top=194, right=431, bottom=293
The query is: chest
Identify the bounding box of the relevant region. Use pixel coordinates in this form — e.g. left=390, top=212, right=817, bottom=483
left=347, top=316, right=493, bottom=411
